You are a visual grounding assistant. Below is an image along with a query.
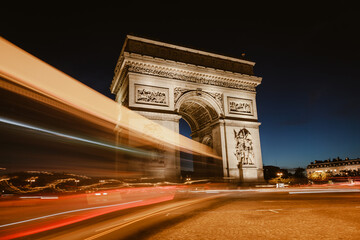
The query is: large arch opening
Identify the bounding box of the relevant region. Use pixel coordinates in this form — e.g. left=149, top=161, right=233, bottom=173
left=179, top=118, right=193, bottom=175
left=176, top=91, right=223, bottom=178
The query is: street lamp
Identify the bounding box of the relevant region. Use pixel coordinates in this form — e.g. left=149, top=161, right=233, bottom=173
left=276, top=172, right=284, bottom=188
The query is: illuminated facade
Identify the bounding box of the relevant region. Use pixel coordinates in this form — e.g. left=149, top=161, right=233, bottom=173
left=306, top=158, right=360, bottom=176
left=110, top=36, right=264, bottom=182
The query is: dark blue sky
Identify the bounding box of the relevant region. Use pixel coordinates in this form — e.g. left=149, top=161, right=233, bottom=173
left=2, top=4, right=359, bottom=168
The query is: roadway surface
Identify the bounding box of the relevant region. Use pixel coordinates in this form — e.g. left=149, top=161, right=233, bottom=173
left=16, top=186, right=360, bottom=240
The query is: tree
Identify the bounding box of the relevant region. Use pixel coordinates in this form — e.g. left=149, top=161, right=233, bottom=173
left=294, top=168, right=305, bottom=178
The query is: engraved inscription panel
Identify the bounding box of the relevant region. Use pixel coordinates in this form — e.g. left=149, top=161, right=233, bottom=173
left=135, top=84, right=169, bottom=106
left=228, top=97, right=253, bottom=115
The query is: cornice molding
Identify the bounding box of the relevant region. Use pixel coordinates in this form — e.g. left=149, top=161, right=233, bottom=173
left=111, top=54, right=262, bottom=94
left=222, top=119, right=261, bottom=128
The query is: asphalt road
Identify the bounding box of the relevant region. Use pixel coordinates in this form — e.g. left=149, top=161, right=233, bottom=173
left=18, top=187, right=360, bottom=240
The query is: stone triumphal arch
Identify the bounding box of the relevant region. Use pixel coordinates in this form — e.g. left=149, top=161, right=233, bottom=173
left=110, top=35, right=264, bottom=182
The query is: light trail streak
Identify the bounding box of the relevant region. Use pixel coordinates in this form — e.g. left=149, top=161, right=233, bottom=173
left=0, top=37, right=220, bottom=159
left=256, top=209, right=282, bottom=213
left=1, top=192, right=176, bottom=240
left=85, top=193, right=226, bottom=240
left=288, top=189, right=360, bottom=194
left=0, top=117, right=150, bottom=156
left=19, top=196, right=58, bottom=199
left=0, top=200, right=143, bottom=228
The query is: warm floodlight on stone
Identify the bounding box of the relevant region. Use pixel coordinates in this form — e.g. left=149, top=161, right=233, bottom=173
left=110, top=35, right=264, bottom=183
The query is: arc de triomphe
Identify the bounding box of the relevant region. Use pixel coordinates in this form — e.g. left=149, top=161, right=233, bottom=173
left=110, top=35, right=264, bottom=183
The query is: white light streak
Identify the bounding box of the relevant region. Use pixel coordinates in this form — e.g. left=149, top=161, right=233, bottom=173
left=0, top=117, right=149, bottom=156
left=289, top=189, right=360, bottom=194
left=256, top=209, right=282, bottom=213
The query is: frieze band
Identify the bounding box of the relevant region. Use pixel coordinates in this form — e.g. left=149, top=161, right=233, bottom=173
left=125, top=62, right=257, bottom=92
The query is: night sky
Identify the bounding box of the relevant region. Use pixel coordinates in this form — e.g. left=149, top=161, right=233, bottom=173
left=2, top=4, right=359, bottom=169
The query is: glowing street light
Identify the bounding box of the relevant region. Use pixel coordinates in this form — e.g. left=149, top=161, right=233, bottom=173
left=26, top=177, right=38, bottom=183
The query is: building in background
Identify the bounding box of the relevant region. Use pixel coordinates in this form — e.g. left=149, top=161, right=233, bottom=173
left=306, top=157, right=360, bottom=176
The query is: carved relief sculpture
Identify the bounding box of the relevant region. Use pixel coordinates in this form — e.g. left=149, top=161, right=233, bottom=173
left=135, top=85, right=168, bottom=106
left=174, top=87, right=190, bottom=102
left=230, top=102, right=251, bottom=113
left=137, top=89, right=166, bottom=103
left=207, top=92, right=223, bottom=110
left=228, top=97, right=253, bottom=115
left=201, top=135, right=213, bottom=148
left=234, top=128, right=255, bottom=165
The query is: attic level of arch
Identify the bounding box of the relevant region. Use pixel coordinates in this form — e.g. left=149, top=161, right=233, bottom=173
left=124, top=38, right=254, bottom=75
